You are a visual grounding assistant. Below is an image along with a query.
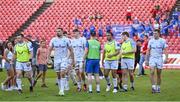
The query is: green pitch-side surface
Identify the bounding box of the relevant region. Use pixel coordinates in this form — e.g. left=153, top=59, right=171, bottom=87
left=0, top=69, right=180, bottom=101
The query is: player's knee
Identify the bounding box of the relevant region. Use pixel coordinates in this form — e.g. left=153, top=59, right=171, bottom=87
left=112, top=72, right=117, bottom=78
left=26, top=73, right=32, bottom=79
left=104, top=72, right=109, bottom=77
left=16, top=73, right=22, bottom=78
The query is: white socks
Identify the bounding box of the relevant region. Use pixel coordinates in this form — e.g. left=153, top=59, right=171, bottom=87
left=123, top=84, right=128, bottom=90
left=105, top=76, right=110, bottom=85
left=89, top=84, right=92, bottom=92
left=152, top=85, right=160, bottom=89
left=131, top=81, right=134, bottom=87
left=16, top=78, right=22, bottom=90
left=113, top=78, right=117, bottom=88
left=96, top=84, right=100, bottom=92
left=60, top=78, right=66, bottom=92
left=78, top=81, right=81, bottom=89
left=58, top=79, right=61, bottom=90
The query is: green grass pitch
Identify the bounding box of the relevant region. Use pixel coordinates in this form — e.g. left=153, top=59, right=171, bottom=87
left=0, top=69, right=180, bottom=101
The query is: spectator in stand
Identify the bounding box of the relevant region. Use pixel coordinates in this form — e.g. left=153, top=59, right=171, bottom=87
left=83, top=28, right=91, bottom=39
left=172, top=8, right=179, bottom=22
left=138, top=35, right=148, bottom=76
left=90, top=24, right=96, bottom=32
left=144, top=22, right=153, bottom=36
left=89, top=13, right=96, bottom=21
left=106, top=23, right=112, bottom=32
left=160, top=21, right=169, bottom=36
left=136, top=22, right=145, bottom=40
left=150, top=5, right=159, bottom=19
left=73, top=17, right=82, bottom=27
left=95, top=11, right=103, bottom=21
left=130, top=25, right=136, bottom=37
left=153, top=20, right=160, bottom=30
left=98, top=26, right=103, bottom=37
left=132, top=18, right=141, bottom=36
left=126, top=7, right=132, bottom=21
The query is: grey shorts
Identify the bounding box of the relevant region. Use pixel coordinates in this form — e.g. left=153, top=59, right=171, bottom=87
left=104, top=60, right=119, bottom=70
left=149, top=57, right=163, bottom=69
left=121, top=58, right=135, bottom=70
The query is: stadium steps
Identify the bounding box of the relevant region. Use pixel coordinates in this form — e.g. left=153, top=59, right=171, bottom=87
left=13, top=1, right=53, bottom=36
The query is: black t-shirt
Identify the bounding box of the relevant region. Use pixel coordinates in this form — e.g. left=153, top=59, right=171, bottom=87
left=135, top=45, right=141, bottom=60
left=31, top=40, right=39, bottom=58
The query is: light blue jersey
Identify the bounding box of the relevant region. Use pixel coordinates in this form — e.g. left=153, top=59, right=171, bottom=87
left=49, top=37, right=70, bottom=63
left=148, top=38, right=167, bottom=58
left=71, top=37, right=86, bottom=61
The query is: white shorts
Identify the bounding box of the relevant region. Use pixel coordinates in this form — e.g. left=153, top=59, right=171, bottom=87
left=75, top=61, right=84, bottom=72
left=54, top=61, right=68, bottom=72
left=149, top=57, right=163, bottom=69
left=121, top=58, right=135, bottom=70
left=104, top=60, right=118, bottom=70
left=16, top=61, right=32, bottom=72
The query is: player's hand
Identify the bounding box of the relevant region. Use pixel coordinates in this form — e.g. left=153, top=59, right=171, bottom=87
left=107, top=54, right=113, bottom=58
left=27, top=62, right=31, bottom=67
left=10, top=60, right=14, bottom=64
left=71, top=60, right=75, bottom=67
left=145, top=60, right=149, bottom=66
left=121, top=51, right=126, bottom=55
left=46, top=58, right=49, bottom=64
left=101, top=61, right=104, bottom=68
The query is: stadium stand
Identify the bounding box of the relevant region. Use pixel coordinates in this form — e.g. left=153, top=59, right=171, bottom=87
left=0, top=0, right=44, bottom=40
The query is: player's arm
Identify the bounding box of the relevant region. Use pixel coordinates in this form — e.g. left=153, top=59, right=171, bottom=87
left=108, top=42, right=120, bottom=58
left=68, top=46, right=75, bottom=65
left=83, top=41, right=89, bottom=61
left=12, top=47, right=17, bottom=64
left=3, top=49, right=10, bottom=63
left=48, top=46, right=53, bottom=60
left=145, top=41, right=151, bottom=66
left=27, top=42, right=33, bottom=61
left=36, top=48, right=40, bottom=64
left=163, top=47, right=168, bottom=64
left=101, top=49, right=105, bottom=66
left=48, top=39, right=54, bottom=60
left=163, top=41, right=168, bottom=64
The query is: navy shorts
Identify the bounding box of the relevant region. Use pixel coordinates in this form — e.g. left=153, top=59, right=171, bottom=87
left=86, top=59, right=100, bottom=74
left=38, top=64, right=47, bottom=71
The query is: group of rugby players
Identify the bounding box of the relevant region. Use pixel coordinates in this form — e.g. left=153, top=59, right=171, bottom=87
left=1, top=27, right=168, bottom=96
